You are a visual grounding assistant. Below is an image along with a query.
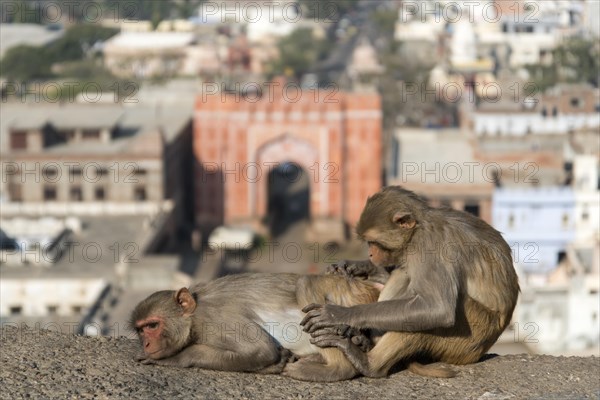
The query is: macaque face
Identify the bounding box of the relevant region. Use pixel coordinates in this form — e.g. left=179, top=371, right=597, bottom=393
left=367, top=241, right=395, bottom=267
left=135, top=316, right=170, bottom=359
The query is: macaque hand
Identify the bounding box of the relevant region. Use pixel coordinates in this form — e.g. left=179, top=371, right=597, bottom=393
left=300, top=303, right=350, bottom=334
left=327, top=260, right=369, bottom=279
left=135, top=355, right=157, bottom=365
left=327, top=260, right=390, bottom=285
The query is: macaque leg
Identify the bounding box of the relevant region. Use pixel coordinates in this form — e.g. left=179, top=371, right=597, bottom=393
left=310, top=331, right=423, bottom=378
left=306, top=302, right=501, bottom=379
left=255, top=347, right=295, bottom=374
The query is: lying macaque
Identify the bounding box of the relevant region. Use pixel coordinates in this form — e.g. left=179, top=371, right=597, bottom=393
left=130, top=272, right=381, bottom=382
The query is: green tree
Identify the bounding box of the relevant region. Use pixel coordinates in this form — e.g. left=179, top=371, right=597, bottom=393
left=526, top=38, right=600, bottom=92
left=105, top=0, right=205, bottom=28
left=0, top=45, right=52, bottom=81
left=299, top=0, right=358, bottom=21
left=268, top=28, right=332, bottom=80
left=46, top=24, right=119, bottom=64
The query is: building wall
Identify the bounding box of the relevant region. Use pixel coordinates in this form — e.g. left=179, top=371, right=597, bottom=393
left=1, top=159, right=163, bottom=203
left=0, top=279, right=106, bottom=318
left=493, top=187, right=576, bottom=272
left=193, top=90, right=382, bottom=230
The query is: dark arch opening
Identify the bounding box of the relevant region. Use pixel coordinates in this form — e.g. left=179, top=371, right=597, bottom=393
left=266, top=162, right=310, bottom=237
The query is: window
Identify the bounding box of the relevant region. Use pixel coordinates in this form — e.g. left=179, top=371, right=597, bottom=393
left=42, top=166, right=59, bottom=180
left=44, top=185, right=57, bottom=201
left=95, top=187, right=106, bottom=200
left=82, top=129, right=101, bottom=140
left=135, top=168, right=148, bottom=176
left=508, top=213, right=515, bottom=228
left=582, top=208, right=589, bottom=221
left=570, top=98, right=581, bottom=108
left=69, top=167, right=82, bottom=177
left=464, top=204, right=480, bottom=217
left=10, top=130, right=27, bottom=150
left=70, top=186, right=83, bottom=201
left=72, top=305, right=83, bottom=314
left=562, top=213, right=570, bottom=228
left=134, top=186, right=147, bottom=201
left=59, top=129, right=76, bottom=141
left=557, top=251, right=567, bottom=264
left=8, top=183, right=22, bottom=202
left=9, top=306, right=22, bottom=316
left=47, top=305, right=58, bottom=315
left=96, top=167, right=108, bottom=177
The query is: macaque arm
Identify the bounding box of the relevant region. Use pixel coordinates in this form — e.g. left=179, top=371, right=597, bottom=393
left=144, top=343, right=276, bottom=372
left=303, top=263, right=459, bottom=332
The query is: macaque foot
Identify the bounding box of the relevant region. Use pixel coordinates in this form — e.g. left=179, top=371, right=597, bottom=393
left=256, top=347, right=296, bottom=374
left=347, top=328, right=374, bottom=352
left=308, top=332, right=374, bottom=378
left=282, top=354, right=357, bottom=382
left=308, top=326, right=373, bottom=352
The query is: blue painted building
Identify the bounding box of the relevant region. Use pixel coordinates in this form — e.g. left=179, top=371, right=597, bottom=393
left=493, top=187, right=576, bottom=273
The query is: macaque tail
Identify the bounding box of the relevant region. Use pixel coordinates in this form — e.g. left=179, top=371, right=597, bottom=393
left=407, top=362, right=456, bottom=378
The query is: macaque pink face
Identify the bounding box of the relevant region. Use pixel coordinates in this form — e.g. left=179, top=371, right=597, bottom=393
left=135, top=316, right=166, bottom=359
left=367, top=241, right=395, bottom=267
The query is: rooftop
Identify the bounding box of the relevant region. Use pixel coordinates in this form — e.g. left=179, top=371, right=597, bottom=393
left=0, top=23, right=64, bottom=58
left=1, top=326, right=598, bottom=399
left=0, top=215, right=148, bottom=280
left=104, top=32, right=196, bottom=50
left=0, top=102, right=193, bottom=156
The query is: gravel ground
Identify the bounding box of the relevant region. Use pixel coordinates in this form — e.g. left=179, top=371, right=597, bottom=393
left=1, top=326, right=598, bottom=400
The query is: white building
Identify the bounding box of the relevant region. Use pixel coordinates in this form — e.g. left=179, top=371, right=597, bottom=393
left=472, top=84, right=600, bottom=136
left=573, top=154, right=600, bottom=243
left=497, top=153, right=599, bottom=354
left=0, top=217, right=80, bottom=267
left=0, top=278, right=107, bottom=319
left=493, top=187, right=576, bottom=274
left=516, top=273, right=599, bottom=354
left=473, top=111, right=600, bottom=136
left=194, top=0, right=300, bottom=42
left=103, top=32, right=199, bottom=78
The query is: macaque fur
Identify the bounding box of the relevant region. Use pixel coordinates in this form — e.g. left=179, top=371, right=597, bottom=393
left=302, top=186, right=520, bottom=378
left=131, top=273, right=380, bottom=382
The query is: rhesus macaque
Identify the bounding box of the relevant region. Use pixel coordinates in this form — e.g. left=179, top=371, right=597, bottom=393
left=131, top=273, right=380, bottom=382
left=302, top=186, right=520, bottom=378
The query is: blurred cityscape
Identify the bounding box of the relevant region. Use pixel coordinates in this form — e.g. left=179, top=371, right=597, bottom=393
left=0, top=0, right=598, bottom=357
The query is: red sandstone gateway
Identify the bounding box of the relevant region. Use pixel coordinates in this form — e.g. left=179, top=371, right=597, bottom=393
left=194, top=90, right=382, bottom=232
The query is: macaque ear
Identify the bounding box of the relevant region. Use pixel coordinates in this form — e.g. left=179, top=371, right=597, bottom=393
left=175, top=288, right=197, bottom=315
left=393, top=212, right=416, bottom=229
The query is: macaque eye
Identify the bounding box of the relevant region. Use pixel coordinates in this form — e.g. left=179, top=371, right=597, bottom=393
left=147, top=322, right=159, bottom=330
left=368, top=241, right=381, bottom=249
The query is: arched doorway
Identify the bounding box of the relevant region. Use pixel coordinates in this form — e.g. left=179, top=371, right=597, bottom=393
left=266, top=162, right=310, bottom=236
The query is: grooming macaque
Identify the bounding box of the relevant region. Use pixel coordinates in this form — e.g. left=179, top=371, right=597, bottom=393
left=302, top=186, right=520, bottom=378
left=131, top=273, right=380, bottom=382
